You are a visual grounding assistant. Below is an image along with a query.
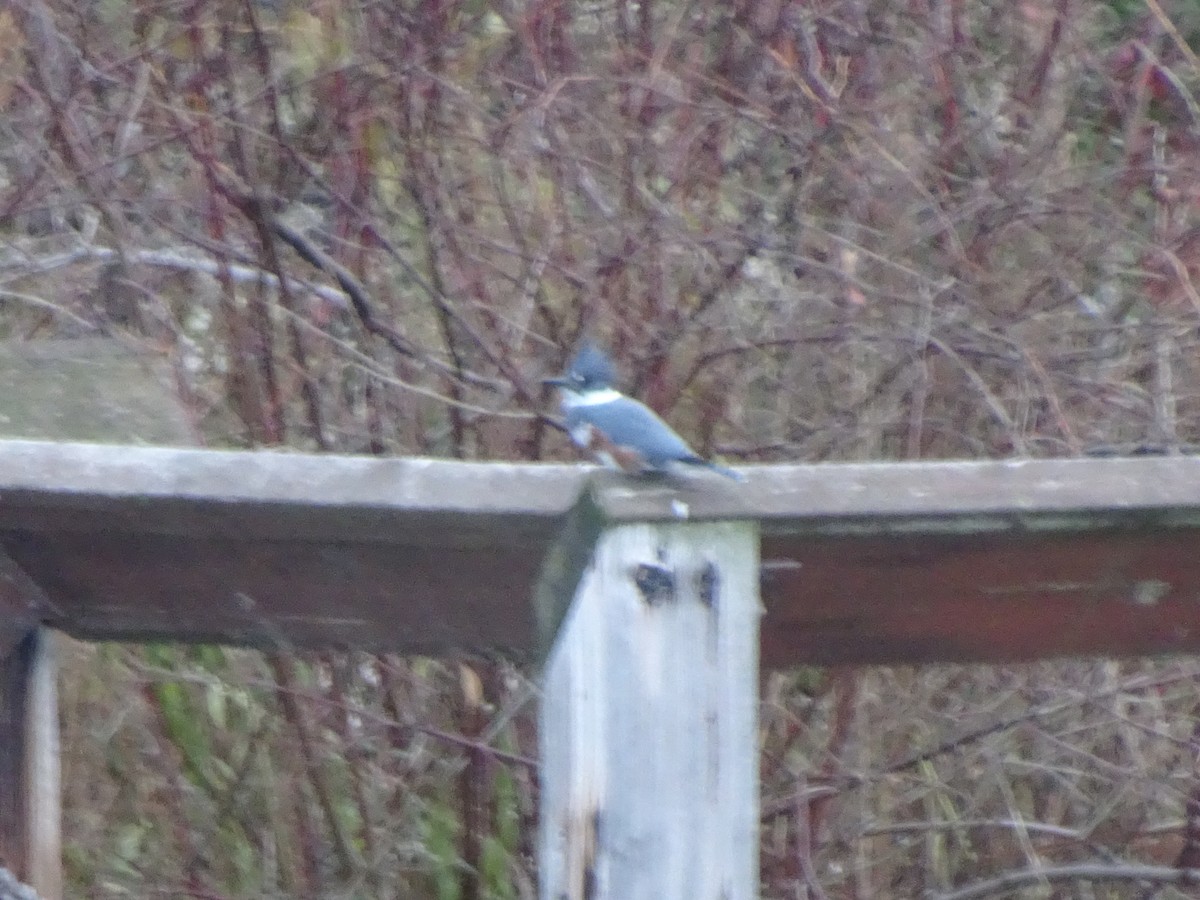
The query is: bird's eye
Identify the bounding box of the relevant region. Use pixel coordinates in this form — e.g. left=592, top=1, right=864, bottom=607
left=570, top=373, right=586, bottom=386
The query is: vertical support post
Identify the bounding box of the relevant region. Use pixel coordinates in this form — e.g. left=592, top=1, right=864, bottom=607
left=539, top=521, right=759, bottom=900
left=0, top=629, right=61, bottom=900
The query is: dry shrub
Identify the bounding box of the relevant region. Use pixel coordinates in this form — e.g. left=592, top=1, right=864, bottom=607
left=4, top=0, right=1200, bottom=895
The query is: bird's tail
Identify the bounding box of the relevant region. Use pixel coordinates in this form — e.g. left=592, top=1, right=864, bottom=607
left=699, top=460, right=747, bottom=482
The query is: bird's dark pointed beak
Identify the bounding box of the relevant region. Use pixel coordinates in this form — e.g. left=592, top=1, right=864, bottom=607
left=543, top=376, right=569, bottom=387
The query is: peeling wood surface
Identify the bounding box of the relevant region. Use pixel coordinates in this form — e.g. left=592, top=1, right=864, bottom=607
left=581, top=460, right=1200, bottom=665
left=759, top=529, right=1200, bottom=666
left=0, top=441, right=583, bottom=656
left=538, top=523, right=759, bottom=900
left=4, top=440, right=1200, bottom=663
left=6, top=532, right=543, bottom=655
left=591, top=456, right=1200, bottom=528
left=22, top=631, right=57, bottom=900
left=0, top=440, right=583, bottom=540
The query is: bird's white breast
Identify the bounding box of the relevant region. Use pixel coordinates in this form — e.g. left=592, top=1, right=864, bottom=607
left=569, top=422, right=594, bottom=447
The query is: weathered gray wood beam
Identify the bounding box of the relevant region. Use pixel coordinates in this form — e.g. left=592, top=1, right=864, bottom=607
left=4, top=440, right=1200, bottom=663
left=539, top=522, right=759, bottom=900
left=0, top=440, right=585, bottom=655
left=587, top=458, right=1200, bottom=665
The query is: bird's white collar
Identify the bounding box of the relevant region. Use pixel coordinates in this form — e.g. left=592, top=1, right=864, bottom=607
left=561, top=387, right=623, bottom=408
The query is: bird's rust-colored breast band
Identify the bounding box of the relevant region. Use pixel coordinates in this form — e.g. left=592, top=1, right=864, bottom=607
left=575, top=421, right=648, bottom=472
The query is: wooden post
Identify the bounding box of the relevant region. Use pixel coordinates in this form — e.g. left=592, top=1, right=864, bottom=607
left=539, top=521, right=760, bottom=900
left=0, top=629, right=60, bottom=900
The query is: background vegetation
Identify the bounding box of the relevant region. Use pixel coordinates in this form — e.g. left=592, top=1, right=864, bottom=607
left=5, top=0, right=1200, bottom=896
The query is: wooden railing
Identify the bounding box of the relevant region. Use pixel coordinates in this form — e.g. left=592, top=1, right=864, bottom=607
left=5, top=441, right=1200, bottom=897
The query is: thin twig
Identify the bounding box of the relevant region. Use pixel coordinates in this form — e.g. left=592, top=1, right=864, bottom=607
left=928, top=863, right=1200, bottom=900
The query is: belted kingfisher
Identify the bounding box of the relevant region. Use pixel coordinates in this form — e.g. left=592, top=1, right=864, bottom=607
left=545, top=342, right=745, bottom=481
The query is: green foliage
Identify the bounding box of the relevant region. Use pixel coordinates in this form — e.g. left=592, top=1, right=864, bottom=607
left=1102, top=0, right=1147, bottom=25
left=420, top=793, right=464, bottom=900
left=144, top=645, right=221, bottom=790
left=482, top=741, right=523, bottom=900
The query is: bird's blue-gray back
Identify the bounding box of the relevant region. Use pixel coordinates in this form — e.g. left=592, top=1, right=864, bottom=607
left=566, top=396, right=698, bottom=467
